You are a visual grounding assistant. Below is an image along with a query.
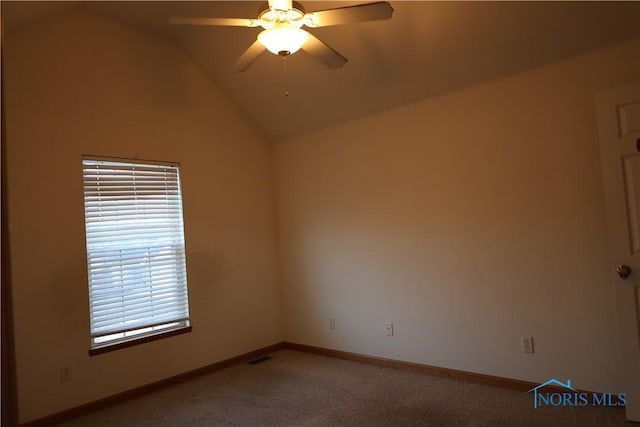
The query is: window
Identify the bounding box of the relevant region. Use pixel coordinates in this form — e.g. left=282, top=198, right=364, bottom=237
left=82, top=157, right=190, bottom=354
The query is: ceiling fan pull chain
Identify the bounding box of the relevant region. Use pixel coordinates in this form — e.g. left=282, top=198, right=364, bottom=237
left=283, top=56, right=289, bottom=97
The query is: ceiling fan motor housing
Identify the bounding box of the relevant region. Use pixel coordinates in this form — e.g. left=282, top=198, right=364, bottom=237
left=257, top=1, right=306, bottom=30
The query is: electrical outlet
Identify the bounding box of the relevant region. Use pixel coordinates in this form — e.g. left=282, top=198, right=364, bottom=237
left=60, top=367, right=72, bottom=382
left=385, top=321, right=394, bottom=336
left=329, top=317, right=335, bottom=330
left=521, top=336, right=534, bottom=354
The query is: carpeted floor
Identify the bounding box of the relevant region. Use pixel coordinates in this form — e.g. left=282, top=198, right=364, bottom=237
left=57, top=349, right=631, bottom=426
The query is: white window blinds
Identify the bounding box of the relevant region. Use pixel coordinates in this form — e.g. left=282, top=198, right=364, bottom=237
left=82, top=158, right=190, bottom=348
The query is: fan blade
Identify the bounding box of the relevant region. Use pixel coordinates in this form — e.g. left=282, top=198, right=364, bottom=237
left=302, top=33, right=347, bottom=69
left=268, top=0, right=292, bottom=11
left=168, top=17, right=260, bottom=27
left=232, top=40, right=266, bottom=72
left=304, top=1, right=393, bottom=27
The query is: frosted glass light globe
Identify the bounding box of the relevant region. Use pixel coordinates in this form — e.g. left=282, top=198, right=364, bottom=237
left=258, top=27, right=309, bottom=56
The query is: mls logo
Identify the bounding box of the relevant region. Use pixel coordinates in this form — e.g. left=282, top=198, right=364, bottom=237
left=527, top=379, right=626, bottom=409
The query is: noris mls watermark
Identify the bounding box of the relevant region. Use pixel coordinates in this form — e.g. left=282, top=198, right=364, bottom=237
left=527, top=379, right=626, bottom=409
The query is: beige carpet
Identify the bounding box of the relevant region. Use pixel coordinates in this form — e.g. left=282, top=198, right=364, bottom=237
left=57, top=349, right=631, bottom=426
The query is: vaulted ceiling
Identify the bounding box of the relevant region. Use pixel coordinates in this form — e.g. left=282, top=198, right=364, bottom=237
left=3, top=1, right=639, bottom=141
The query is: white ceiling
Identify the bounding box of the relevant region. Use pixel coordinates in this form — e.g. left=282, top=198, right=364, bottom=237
left=3, top=1, right=640, bottom=141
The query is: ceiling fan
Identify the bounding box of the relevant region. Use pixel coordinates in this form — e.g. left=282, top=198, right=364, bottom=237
left=169, top=0, right=393, bottom=72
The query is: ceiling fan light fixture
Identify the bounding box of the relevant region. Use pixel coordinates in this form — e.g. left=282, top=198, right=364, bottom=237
left=170, top=1, right=393, bottom=71
left=258, top=26, right=309, bottom=56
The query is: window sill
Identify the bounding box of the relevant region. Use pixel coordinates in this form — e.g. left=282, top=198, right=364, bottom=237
left=88, top=326, right=192, bottom=356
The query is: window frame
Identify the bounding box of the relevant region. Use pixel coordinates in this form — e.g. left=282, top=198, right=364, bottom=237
left=82, top=156, right=192, bottom=355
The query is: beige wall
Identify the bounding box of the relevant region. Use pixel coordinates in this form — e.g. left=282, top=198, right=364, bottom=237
left=4, top=10, right=282, bottom=423
left=274, top=39, right=640, bottom=394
